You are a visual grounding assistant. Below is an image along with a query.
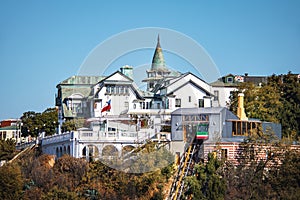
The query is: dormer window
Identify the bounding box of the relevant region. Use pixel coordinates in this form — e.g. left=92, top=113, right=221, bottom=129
left=227, top=77, right=233, bottom=83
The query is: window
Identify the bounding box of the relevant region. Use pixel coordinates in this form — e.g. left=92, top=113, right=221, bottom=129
left=165, top=99, right=169, bottom=109
left=214, top=90, right=219, bottom=101
left=232, top=121, right=261, bottom=136
left=124, top=101, right=129, bottom=109
left=221, top=149, right=228, bottom=160
left=125, top=86, right=129, bottom=94
left=111, top=86, right=114, bottom=94
left=67, top=100, right=82, bottom=113
left=188, top=96, right=191, bottom=102
left=149, top=82, right=154, bottom=89
left=227, top=77, right=233, bottom=83
left=198, top=99, right=204, bottom=107
left=106, top=86, right=110, bottom=94
left=157, top=103, right=160, bottom=109
left=133, top=104, right=136, bottom=109
left=175, top=98, right=181, bottom=107
left=120, top=86, right=124, bottom=94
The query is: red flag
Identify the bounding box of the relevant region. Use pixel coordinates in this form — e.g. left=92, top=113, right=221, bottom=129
left=101, top=99, right=111, bottom=112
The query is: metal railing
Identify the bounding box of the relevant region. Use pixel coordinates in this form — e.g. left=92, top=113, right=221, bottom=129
left=169, top=140, right=199, bottom=200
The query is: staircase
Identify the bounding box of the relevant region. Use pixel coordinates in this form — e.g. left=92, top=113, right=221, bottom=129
left=8, top=144, right=36, bottom=164
left=168, top=140, right=200, bottom=200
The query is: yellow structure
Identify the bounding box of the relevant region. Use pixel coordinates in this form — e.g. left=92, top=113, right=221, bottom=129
left=237, top=93, right=248, bottom=120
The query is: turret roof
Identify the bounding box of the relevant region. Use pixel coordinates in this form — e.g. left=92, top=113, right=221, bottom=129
left=151, top=35, right=168, bottom=71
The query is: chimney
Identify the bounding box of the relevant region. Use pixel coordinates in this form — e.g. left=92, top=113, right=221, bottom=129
left=120, top=65, right=133, bottom=80
left=237, top=93, right=248, bottom=120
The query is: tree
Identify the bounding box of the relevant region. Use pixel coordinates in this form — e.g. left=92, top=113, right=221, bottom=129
left=52, top=155, right=88, bottom=191
left=185, top=153, right=226, bottom=200
left=279, top=72, right=300, bottom=139
left=41, top=108, right=58, bottom=136
left=0, top=163, right=24, bottom=199
left=61, top=118, right=86, bottom=132
left=269, top=150, right=300, bottom=199
left=0, top=138, right=16, bottom=161
left=223, top=130, right=292, bottom=199
left=21, top=108, right=58, bottom=137
left=229, top=81, right=282, bottom=123
left=229, top=72, right=300, bottom=139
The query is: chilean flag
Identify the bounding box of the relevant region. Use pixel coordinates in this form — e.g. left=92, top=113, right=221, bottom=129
left=101, top=99, right=111, bottom=112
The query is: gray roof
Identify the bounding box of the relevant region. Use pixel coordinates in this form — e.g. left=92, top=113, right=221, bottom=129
left=0, top=125, right=18, bottom=130
left=171, top=107, right=225, bottom=115
left=58, top=76, right=105, bottom=85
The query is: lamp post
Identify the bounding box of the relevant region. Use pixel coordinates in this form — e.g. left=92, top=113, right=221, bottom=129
left=53, top=121, right=57, bottom=135
left=42, top=124, right=46, bottom=137
left=35, top=127, right=38, bottom=139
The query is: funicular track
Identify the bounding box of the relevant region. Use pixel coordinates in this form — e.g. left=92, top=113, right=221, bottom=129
left=168, top=139, right=201, bottom=200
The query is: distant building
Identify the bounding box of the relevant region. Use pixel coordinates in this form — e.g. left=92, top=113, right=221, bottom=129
left=0, top=119, right=22, bottom=141
left=0, top=119, right=19, bottom=128
left=211, top=73, right=268, bottom=107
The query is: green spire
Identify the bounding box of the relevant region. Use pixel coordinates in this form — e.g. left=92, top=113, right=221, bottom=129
left=151, top=35, right=167, bottom=71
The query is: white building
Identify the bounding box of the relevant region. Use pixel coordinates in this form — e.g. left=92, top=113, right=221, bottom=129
left=44, top=36, right=221, bottom=160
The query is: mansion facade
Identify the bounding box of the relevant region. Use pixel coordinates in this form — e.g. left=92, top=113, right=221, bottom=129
left=55, top=37, right=217, bottom=126
left=39, top=36, right=282, bottom=163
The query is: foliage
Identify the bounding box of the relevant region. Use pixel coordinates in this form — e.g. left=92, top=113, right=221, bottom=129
left=61, top=118, right=86, bottom=132
left=0, top=163, right=24, bottom=199
left=21, top=108, right=58, bottom=137
left=0, top=138, right=16, bottom=161
left=268, top=150, right=300, bottom=199
left=185, top=153, right=226, bottom=200
left=229, top=72, right=300, bottom=139
left=42, top=188, right=79, bottom=200
left=1, top=142, right=299, bottom=200
left=224, top=131, right=300, bottom=199
left=52, top=155, right=89, bottom=191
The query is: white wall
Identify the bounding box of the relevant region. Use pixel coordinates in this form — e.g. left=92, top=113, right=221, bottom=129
left=173, top=83, right=207, bottom=108
left=211, top=86, right=237, bottom=107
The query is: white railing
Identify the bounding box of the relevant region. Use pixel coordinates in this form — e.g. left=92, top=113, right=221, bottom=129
left=42, top=132, right=73, bottom=145
left=39, top=128, right=156, bottom=146
left=78, top=129, right=155, bottom=143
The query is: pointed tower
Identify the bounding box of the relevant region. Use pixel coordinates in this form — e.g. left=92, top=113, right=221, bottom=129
left=151, top=35, right=167, bottom=71
left=143, top=35, right=171, bottom=91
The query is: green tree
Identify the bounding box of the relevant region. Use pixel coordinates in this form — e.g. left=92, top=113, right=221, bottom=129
left=41, top=108, right=58, bottom=136
left=279, top=72, right=300, bottom=139
left=21, top=111, right=40, bottom=137
left=21, top=108, right=58, bottom=137
left=185, top=153, right=226, bottom=200
left=61, top=118, right=86, bottom=132
left=229, top=81, right=282, bottom=123
left=229, top=72, right=300, bottom=138
left=269, top=150, right=300, bottom=199
left=0, top=138, right=16, bottom=161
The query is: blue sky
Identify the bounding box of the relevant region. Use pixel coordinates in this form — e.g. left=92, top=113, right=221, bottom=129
left=0, top=0, right=299, bottom=120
